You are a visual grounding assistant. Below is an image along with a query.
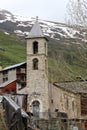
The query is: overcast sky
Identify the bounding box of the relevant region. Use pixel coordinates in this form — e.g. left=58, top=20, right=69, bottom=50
left=0, top=0, right=69, bottom=22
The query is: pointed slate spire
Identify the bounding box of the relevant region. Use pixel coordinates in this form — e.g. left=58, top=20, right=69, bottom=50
left=29, top=16, right=44, bottom=38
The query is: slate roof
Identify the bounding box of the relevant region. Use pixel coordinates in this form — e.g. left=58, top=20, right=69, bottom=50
left=3, top=96, right=29, bottom=118
left=54, top=81, right=87, bottom=94
left=28, top=18, right=44, bottom=38
left=0, top=62, right=26, bottom=72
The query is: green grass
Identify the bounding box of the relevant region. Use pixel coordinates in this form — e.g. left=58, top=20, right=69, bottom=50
left=0, top=31, right=26, bottom=67
left=1, top=31, right=87, bottom=82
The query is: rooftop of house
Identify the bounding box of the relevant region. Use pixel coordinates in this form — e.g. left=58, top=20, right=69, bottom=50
left=54, top=81, right=87, bottom=94
left=0, top=62, right=26, bottom=72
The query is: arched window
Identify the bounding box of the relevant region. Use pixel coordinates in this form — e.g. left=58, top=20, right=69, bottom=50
left=33, top=58, right=38, bottom=70
left=33, top=41, right=38, bottom=54
left=32, top=100, right=40, bottom=117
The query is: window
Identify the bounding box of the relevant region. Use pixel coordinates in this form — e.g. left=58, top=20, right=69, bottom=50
left=33, top=58, right=38, bottom=70
left=33, top=41, right=38, bottom=54
left=66, top=98, right=68, bottom=110
left=3, top=71, right=8, bottom=82
left=72, top=101, right=75, bottom=111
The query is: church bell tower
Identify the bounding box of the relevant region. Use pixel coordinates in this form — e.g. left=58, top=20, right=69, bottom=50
left=26, top=17, right=49, bottom=118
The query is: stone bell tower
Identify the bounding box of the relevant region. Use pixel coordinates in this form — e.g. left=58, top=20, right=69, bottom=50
left=26, top=17, right=49, bottom=118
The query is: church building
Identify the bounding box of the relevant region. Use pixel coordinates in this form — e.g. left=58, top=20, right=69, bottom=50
left=17, top=18, right=87, bottom=120
left=26, top=18, right=49, bottom=118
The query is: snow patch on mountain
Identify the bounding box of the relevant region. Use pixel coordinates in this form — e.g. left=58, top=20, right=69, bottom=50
left=14, top=15, right=32, bottom=22
left=4, top=32, right=10, bottom=35
left=0, top=9, right=87, bottom=42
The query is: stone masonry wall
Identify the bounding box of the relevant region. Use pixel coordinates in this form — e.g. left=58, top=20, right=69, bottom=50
left=48, top=84, right=80, bottom=119
left=27, top=37, right=49, bottom=117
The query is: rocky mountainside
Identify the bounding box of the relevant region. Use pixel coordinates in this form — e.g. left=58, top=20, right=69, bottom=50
left=0, top=9, right=87, bottom=43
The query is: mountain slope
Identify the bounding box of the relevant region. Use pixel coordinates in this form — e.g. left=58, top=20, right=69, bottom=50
left=0, top=9, right=87, bottom=42
left=48, top=38, right=87, bottom=81
left=0, top=31, right=26, bottom=67
left=0, top=9, right=87, bottom=81
left=0, top=30, right=87, bottom=82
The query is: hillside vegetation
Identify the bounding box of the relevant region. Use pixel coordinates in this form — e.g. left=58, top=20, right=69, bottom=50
left=0, top=31, right=87, bottom=82
left=0, top=31, right=26, bottom=67
left=48, top=38, right=87, bottom=82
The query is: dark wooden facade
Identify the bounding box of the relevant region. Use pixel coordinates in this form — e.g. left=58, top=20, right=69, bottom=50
left=81, top=94, right=87, bottom=115
left=16, top=63, right=26, bottom=90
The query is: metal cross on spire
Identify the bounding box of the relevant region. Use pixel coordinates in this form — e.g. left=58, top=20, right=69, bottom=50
left=36, top=16, right=39, bottom=22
